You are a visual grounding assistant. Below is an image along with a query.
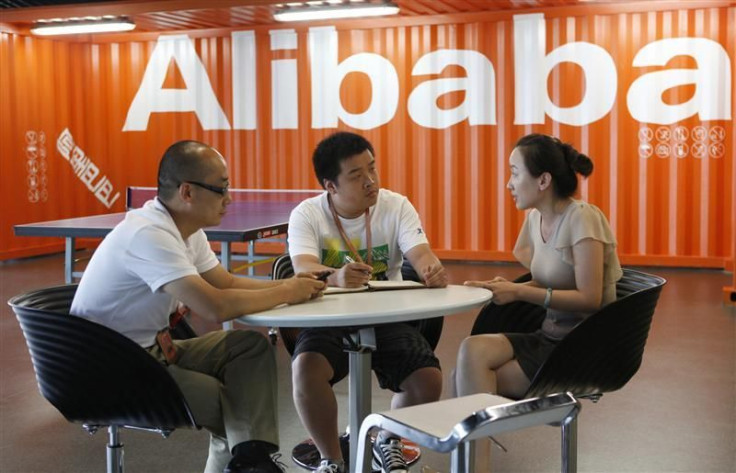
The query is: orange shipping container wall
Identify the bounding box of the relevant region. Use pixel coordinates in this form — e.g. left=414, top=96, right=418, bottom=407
left=0, top=4, right=734, bottom=270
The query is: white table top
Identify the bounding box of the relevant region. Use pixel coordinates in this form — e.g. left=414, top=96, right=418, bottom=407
left=237, top=285, right=492, bottom=328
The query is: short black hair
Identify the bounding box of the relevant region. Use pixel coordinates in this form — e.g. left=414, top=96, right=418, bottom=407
left=312, top=132, right=375, bottom=189
left=157, top=140, right=213, bottom=201
left=515, top=134, right=594, bottom=198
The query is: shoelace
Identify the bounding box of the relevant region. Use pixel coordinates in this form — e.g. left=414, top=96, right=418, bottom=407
left=317, top=461, right=341, bottom=473
left=376, top=440, right=407, bottom=471
left=270, top=453, right=288, bottom=471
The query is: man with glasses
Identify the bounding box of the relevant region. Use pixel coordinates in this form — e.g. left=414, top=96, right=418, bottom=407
left=71, top=140, right=326, bottom=473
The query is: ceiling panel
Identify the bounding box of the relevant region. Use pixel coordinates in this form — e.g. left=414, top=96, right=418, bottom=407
left=0, top=1, right=661, bottom=34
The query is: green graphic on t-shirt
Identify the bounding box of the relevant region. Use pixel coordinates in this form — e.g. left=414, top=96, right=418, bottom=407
left=321, top=244, right=390, bottom=280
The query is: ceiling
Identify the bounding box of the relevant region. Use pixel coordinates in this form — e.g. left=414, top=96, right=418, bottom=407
left=0, top=0, right=600, bottom=34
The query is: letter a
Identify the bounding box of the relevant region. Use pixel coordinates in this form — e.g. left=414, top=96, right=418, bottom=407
left=123, top=35, right=230, bottom=131
left=627, top=38, right=731, bottom=124
left=408, top=49, right=496, bottom=129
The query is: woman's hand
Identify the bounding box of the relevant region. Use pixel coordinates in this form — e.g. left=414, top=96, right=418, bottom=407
left=464, top=277, right=518, bottom=305
left=463, top=276, right=508, bottom=289
left=463, top=280, right=493, bottom=290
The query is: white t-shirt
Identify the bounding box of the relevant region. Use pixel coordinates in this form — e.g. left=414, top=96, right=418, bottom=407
left=288, top=189, right=429, bottom=280
left=70, top=198, right=219, bottom=347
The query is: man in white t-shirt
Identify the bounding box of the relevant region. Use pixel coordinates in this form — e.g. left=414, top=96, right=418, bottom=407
left=288, top=132, right=448, bottom=473
left=71, top=141, right=325, bottom=473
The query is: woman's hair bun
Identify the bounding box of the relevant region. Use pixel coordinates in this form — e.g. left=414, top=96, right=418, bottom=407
left=562, top=143, right=593, bottom=177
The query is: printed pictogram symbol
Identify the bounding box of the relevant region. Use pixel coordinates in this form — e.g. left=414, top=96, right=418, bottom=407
left=692, top=126, right=707, bottom=142
left=655, top=143, right=670, bottom=158
left=28, top=188, right=39, bottom=203
left=673, top=126, right=689, bottom=142
left=674, top=143, right=689, bottom=158
left=24, top=130, right=48, bottom=205
left=638, top=127, right=653, bottom=142
left=709, top=142, right=725, bottom=159
left=692, top=143, right=707, bottom=159
left=638, top=143, right=653, bottom=159
left=655, top=126, right=671, bottom=142
left=27, top=159, right=39, bottom=174
left=709, top=126, right=725, bottom=142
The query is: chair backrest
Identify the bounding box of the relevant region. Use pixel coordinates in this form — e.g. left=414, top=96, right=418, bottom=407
left=525, top=269, right=666, bottom=398
left=8, top=284, right=197, bottom=431
left=270, top=254, right=444, bottom=351
left=272, top=253, right=295, bottom=280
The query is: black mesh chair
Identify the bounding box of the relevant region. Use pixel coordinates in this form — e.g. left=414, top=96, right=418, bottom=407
left=271, top=253, right=444, bottom=353
left=470, top=268, right=667, bottom=400
left=8, top=284, right=199, bottom=473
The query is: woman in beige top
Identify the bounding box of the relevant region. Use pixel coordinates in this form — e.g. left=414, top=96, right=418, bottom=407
left=455, top=133, right=621, bottom=470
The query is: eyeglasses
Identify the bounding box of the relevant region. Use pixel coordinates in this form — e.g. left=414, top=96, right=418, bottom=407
left=184, top=181, right=229, bottom=196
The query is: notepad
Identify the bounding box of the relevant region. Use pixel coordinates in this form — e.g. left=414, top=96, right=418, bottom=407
left=325, top=280, right=426, bottom=294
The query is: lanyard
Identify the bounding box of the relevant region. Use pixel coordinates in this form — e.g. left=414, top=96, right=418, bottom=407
left=327, top=194, right=372, bottom=266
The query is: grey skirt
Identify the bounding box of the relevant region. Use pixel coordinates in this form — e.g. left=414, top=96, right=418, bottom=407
left=505, top=329, right=560, bottom=381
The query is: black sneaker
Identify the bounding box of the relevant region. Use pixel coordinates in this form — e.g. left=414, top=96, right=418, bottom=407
left=371, top=432, right=408, bottom=473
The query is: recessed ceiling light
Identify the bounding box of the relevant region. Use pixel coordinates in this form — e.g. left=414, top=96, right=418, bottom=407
left=31, top=17, right=136, bottom=36
left=274, top=1, right=399, bottom=22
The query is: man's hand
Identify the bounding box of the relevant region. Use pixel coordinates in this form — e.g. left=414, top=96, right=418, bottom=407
left=421, top=263, right=448, bottom=288
left=335, top=262, right=373, bottom=288
left=282, top=277, right=326, bottom=304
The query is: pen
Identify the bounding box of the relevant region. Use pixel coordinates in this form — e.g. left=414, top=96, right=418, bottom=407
left=344, top=255, right=372, bottom=276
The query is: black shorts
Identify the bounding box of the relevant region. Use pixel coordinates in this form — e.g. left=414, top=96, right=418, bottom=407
left=292, top=323, right=441, bottom=392
left=505, top=330, right=560, bottom=380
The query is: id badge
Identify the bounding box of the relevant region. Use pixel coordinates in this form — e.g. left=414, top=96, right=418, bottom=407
left=156, top=329, right=179, bottom=364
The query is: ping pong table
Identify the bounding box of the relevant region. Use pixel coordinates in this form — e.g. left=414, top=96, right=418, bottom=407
left=14, top=187, right=321, bottom=284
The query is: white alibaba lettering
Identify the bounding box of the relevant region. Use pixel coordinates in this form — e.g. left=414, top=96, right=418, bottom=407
left=123, top=13, right=732, bottom=132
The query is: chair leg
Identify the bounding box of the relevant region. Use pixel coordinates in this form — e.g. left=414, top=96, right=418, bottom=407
left=450, top=441, right=475, bottom=473
left=561, top=413, right=578, bottom=473
left=106, top=425, right=124, bottom=473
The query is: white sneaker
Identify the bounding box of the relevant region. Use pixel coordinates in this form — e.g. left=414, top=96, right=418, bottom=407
left=316, top=459, right=345, bottom=473
left=371, top=433, right=408, bottom=473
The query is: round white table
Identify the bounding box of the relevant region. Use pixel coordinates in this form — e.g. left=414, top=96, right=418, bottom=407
left=237, top=285, right=492, bottom=473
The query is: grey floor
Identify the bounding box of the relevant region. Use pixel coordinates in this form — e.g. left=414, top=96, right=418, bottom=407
left=1, top=253, right=734, bottom=473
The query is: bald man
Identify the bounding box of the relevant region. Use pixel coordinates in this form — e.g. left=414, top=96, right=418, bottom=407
left=72, top=141, right=325, bottom=473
